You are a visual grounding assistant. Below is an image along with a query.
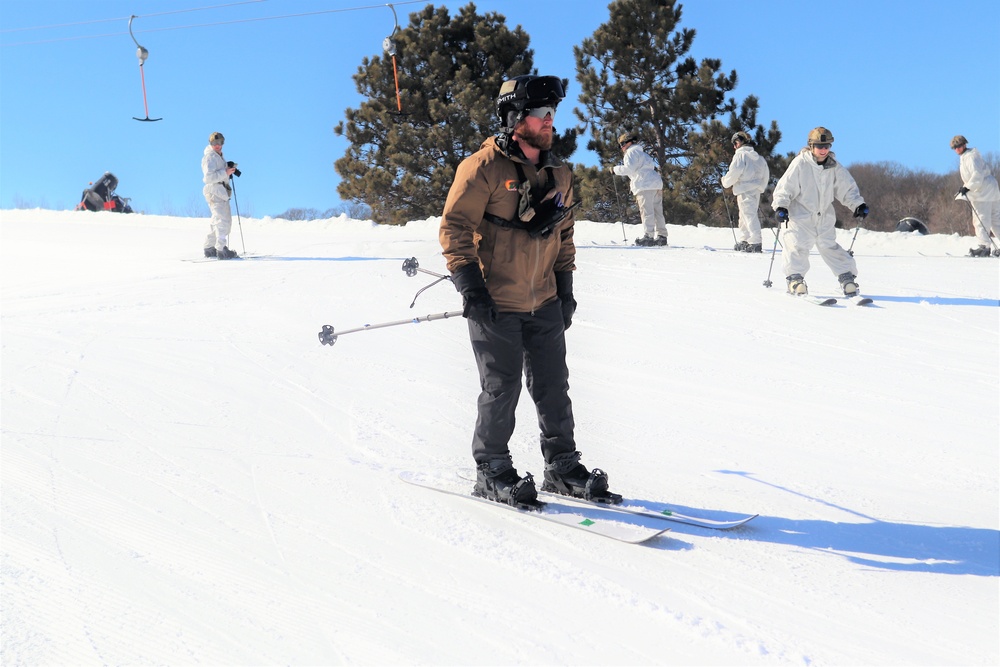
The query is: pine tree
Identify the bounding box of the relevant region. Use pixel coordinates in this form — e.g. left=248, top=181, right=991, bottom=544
left=334, top=3, right=575, bottom=225
left=572, top=0, right=780, bottom=226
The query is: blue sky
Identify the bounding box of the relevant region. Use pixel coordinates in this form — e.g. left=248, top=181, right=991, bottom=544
left=2, top=0, right=998, bottom=218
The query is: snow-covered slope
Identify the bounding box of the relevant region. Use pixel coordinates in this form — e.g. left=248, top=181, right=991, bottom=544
left=2, top=209, right=997, bottom=665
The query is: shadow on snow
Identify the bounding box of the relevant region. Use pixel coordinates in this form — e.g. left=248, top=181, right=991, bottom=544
left=637, top=470, right=999, bottom=577
left=866, top=294, right=999, bottom=307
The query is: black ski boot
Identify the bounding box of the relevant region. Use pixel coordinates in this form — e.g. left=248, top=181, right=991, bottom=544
left=969, top=245, right=991, bottom=257
left=635, top=235, right=655, bottom=247
left=653, top=235, right=668, bottom=246
left=746, top=243, right=762, bottom=253
left=204, top=247, right=218, bottom=258
left=218, top=246, right=239, bottom=260
left=734, top=241, right=749, bottom=251
left=541, top=452, right=622, bottom=504
left=473, top=460, right=540, bottom=510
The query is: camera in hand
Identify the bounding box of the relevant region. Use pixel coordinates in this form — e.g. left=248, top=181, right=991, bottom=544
left=227, top=160, right=242, bottom=177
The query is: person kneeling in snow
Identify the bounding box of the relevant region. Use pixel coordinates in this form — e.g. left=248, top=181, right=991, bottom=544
left=771, top=127, right=868, bottom=297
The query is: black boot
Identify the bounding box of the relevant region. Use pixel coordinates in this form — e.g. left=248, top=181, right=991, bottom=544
left=204, top=247, right=217, bottom=258
left=969, top=245, right=991, bottom=257
left=218, top=246, right=239, bottom=260
left=473, top=460, right=539, bottom=510
left=541, top=452, right=622, bottom=504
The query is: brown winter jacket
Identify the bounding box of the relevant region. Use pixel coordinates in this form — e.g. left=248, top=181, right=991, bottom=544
left=439, top=136, right=576, bottom=313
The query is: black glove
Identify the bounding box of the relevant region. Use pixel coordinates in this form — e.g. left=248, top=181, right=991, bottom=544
left=853, top=203, right=869, bottom=219
left=775, top=207, right=789, bottom=223
left=451, top=263, right=496, bottom=325
left=555, top=271, right=577, bottom=331
left=959, top=186, right=970, bottom=196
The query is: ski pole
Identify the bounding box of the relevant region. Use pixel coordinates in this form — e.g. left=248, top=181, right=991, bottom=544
left=762, top=215, right=782, bottom=288
left=318, top=310, right=464, bottom=346
left=847, top=218, right=863, bottom=257
left=760, top=204, right=782, bottom=248
left=611, top=172, right=626, bottom=242
left=230, top=175, right=246, bottom=256
left=722, top=192, right=738, bottom=246
left=402, top=257, right=452, bottom=308
left=963, top=196, right=1000, bottom=252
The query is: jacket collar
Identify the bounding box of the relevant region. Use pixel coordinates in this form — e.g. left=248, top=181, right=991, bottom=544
left=490, top=134, right=560, bottom=170
left=801, top=146, right=838, bottom=169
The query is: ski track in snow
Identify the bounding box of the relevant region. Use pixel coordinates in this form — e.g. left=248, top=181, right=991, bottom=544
left=2, top=210, right=998, bottom=665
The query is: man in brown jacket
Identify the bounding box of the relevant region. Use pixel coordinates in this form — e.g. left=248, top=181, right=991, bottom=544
left=439, top=74, right=620, bottom=509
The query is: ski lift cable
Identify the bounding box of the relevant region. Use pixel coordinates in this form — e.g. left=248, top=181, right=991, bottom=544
left=0, top=1, right=268, bottom=34
left=1, top=0, right=425, bottom=47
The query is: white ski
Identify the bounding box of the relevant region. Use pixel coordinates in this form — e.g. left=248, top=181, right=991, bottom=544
left=400, top=471, right=670, bottom=544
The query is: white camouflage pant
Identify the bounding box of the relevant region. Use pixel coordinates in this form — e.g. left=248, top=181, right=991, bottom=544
left=204, top=193, right=233, bottom=251
left=969, top=198, right=1000, bottom=246
left=736, top=192, right=762, bottom=244
left=635, top=189, right=668, bottom=238
left=781, top=212, right=857, bottom=280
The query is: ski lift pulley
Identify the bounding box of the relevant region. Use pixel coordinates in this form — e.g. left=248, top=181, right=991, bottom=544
left=129, top=15, right=162, bottom=122
left=384, top=4, right=402, bottom=113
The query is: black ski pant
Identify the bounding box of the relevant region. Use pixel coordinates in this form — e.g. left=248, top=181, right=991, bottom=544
left=467, top=299, right=576, bottom=469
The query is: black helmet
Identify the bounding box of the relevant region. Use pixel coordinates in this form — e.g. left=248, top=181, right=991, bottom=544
left=496, top=75, right=565, bottom=130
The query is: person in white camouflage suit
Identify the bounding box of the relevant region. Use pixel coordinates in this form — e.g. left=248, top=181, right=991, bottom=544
left=721, top=131, right=770, bottom=252
left=612, top=131, right=667, bottom=246
left=201, top=132, right=239, bottom=259
left=951, top=134, right=1000, bottom=257
left=771, top=127, right=869, bottom=297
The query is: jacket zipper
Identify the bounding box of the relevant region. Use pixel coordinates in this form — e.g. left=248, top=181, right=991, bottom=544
left=528, top=235, right=542, bottom=315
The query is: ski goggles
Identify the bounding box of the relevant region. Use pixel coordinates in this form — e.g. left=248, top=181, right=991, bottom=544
left=812, top=143, right=831, bottom=150
left=523, top=76, right=564, bottom=102
left=525, top=106, right=556, bottom=120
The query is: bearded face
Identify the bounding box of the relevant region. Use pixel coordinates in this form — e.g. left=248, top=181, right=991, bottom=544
left=514, top=117, right=554, bottom=151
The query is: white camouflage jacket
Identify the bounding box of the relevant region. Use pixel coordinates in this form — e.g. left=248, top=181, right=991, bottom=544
left=613, top=144, right=662, bottom=194
left=771, top=148, right=864, bottom=225
left=721, top=145, right=770, bottom=196
left=959, top=147, right=1000, bottom=203
left=202, top=145, right=231, bottom=201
